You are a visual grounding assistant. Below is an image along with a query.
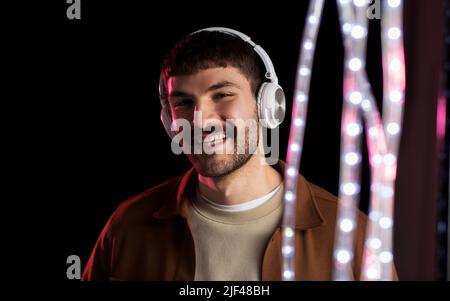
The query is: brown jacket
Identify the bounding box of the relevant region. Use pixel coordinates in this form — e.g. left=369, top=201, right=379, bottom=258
left=82, top=160, right=373, bottom=281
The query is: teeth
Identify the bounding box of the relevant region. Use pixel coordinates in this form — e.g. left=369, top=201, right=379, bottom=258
left=204, top=133, right=226, bottom=144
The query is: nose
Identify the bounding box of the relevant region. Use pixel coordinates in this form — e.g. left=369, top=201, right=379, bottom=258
left=193, top=101, right=223, bottom=132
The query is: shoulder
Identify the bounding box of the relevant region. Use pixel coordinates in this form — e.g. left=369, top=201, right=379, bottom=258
left=106, top=175, right=183, bottom=231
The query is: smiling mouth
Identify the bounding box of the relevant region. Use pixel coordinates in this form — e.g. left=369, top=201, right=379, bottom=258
left=202, top=132, right=226, bottom=146
left=190, top=132, right=232, bottom=152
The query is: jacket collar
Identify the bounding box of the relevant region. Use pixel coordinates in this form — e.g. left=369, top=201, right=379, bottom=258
left=152, top=160, right=326, bottom=229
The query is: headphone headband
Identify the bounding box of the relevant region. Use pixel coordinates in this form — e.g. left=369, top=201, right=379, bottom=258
left=191, top=27, right=278, bottom=84
left=159, top=27, right=279, bottom=105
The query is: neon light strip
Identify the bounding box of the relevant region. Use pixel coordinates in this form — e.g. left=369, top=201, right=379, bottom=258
left=281, top=0, right=325, bottom=281
left=361, top=0, right=405, bottom=281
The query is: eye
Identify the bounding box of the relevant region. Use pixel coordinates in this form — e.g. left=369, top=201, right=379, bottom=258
left=213, top=93, right=234, bottom=100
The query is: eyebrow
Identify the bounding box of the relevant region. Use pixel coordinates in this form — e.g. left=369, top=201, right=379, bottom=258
left=206, top=81, right=241, bottom=92
left=169, top=91, right=193, bottom=99
left=169, top=81, right=241, bottom=99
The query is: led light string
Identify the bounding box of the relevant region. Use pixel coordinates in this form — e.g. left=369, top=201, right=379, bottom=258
left=281, top=0, right=325, bottom=281
left=361, top=0, right=405, bottom=281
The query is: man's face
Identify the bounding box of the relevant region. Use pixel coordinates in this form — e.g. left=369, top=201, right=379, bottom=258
left=167, top=67, right=260, bottom=177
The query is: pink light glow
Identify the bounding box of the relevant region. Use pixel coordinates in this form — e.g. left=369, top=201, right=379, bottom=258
left=436, top=94, right=447, bottom=148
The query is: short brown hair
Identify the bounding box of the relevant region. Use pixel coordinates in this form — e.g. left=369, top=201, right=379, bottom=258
left=160, top=31, right=265, bottom=98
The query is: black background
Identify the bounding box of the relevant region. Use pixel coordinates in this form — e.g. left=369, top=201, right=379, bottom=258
left=32, top=0, right=386, bottom=280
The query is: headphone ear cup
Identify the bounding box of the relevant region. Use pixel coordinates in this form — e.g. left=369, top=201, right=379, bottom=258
left=160, top=105, right=175, bottom=139
left=257, top=82, right=286, bottom=129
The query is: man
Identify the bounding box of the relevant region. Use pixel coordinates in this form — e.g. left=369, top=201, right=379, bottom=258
left=82, top=28, right=370, bottom=281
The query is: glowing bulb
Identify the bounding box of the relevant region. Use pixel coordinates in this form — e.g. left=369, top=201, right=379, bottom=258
left=284, top=227, right=294, bottom=238
left=285, top=191, right=294, bottom=202
left=283, top=270, right=294, bottom=279
left=379, top=251, right=393, bottom=263
left=294, top=118, right=304, bottom=127
left=291, top=143, right=300, bottom=151
left=353, top=0, right=367, bottom=7
left=349, top=91, right=363, bottom=104
left=348, top=57, right=363, bottom=71
left=389, top=90, right=402, bottom=102
left=299, top=67, right=310, bottom=76
left=340, top=218, right=354, bottom=232
left=388, top=0, right=401, bottom=8
left=341, top=182, right=359, bottom=195
left=372, top=154, right=382, bottom=166
left=389, top=58, right=402, bottom=71
left=304, top=41, right=313, bottom=50
left=287, top=167, right=296, bottom=177
left=351, top=25, right=366, bottom=39
left=308, top=16, right=317, bottom=24
left=367, top=238, right=382, bottom=249
left=336, top=250, right=351, bottom=264
left=361, top=99, right=371, bottom=111
left=346, top=123, right=362, bottom=136
left=282, top=245, right=294, bottom=255
left=296, top=93, right=307, bottom=102
left=379, top=217, right=393, bottom=229
left=344, top=152, right=361, bottom=165
left=342, top=23, right=351, bottom=33
left=387, top=122, right=400, bottom=135
left=366, top=267, right=380, bottom=279
left=387, top=27, right=401, bottom=40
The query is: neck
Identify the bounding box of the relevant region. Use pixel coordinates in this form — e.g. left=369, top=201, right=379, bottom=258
left=197, top=145, right=282, bottom=206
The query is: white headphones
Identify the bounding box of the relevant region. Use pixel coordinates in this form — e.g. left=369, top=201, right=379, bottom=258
left=159, top=27, right=286, bottom=138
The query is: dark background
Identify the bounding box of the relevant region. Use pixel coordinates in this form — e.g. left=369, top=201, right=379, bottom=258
left=31, top=0, right=446, bottom=281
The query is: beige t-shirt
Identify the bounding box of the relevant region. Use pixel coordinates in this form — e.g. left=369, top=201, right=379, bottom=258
left=187, top=183, right=284, bottom=281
